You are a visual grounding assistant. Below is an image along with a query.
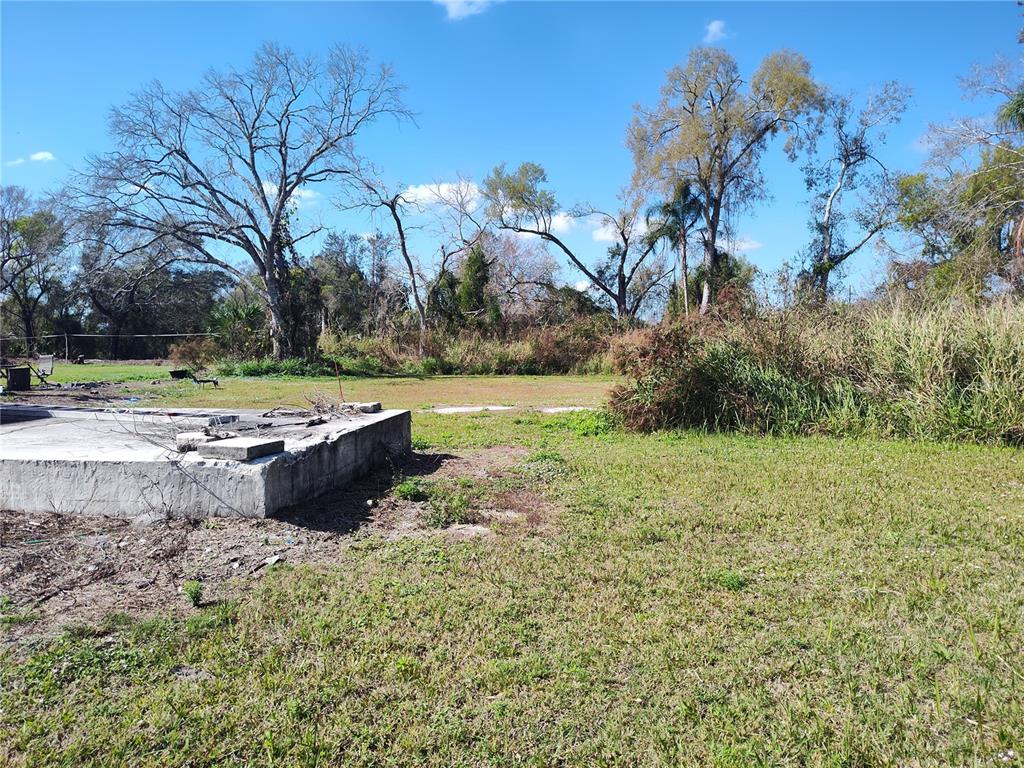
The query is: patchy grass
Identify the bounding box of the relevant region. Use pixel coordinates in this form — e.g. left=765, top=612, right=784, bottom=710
left=146, top=373, right=617, bottom=411
left=32, top=369, right=616, bottom=411
left=2, top=406, right=1024, bottom=764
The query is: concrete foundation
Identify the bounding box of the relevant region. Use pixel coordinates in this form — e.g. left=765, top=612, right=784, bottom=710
left=0, top=404, right=411, bottom=519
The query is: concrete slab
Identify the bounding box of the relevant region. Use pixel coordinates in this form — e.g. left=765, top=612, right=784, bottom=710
left=197, top=437, right=284, bottom=461
left=175, top=431, right=217, bottom=452
left=0, top=403, right=238, bottom=427
left=0, top=407, right=411, bottom=519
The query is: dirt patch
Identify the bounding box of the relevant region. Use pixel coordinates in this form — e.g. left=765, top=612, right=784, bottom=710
left=0, top=447, right=559, bottom=644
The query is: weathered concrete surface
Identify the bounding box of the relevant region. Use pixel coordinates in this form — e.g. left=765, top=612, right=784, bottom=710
left=0, top=407, right=411, bottom=519
left=0, top=403, right=239, bottom=427
left=197, top=437, right=285, bottom=461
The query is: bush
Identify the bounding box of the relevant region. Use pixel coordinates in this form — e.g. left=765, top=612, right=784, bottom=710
left=169, top=338, right=218, bottom=372
left=609, top=300, right=1024, bottom=444
left=527, top=316, right=620, bottom=374
left=232, top=358, right=332, bottom=377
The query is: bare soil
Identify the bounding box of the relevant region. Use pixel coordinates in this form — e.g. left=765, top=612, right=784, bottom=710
left=0, top=447, right=555, bottom=644
left=1, top=380, right=169, bottom=408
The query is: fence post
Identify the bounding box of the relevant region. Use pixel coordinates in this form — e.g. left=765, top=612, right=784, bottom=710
left=64, top=334, right=70, bottom=361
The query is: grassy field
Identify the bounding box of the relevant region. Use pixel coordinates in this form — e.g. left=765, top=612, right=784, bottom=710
left=3, top=378, right=1024, bottom=765
left=44, top=362, right=617, bottom=410
left=47, top=362, right=172, bottom=384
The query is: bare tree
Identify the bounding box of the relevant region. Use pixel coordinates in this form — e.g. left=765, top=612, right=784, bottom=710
left=76, top=43, right=407, bottom=358
left=481, top=162, right=666, bottom=318
left=798, top=82, right=910, bottom=303
left=480, top=231, right=559, bottom=320
left=356, top=182, right=430, bottom=353
left=630, top=47, right=822, bottom=314
left=356, top=177, right=485, bottom=353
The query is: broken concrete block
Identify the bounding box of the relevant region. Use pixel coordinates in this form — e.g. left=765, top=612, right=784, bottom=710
left=175, top=431, right=217, bottom=452
left=356, top=401, right=382, bottom=413
left=197, top=437, right=285, bottom=461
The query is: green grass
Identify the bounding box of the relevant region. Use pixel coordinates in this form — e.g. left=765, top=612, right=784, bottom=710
left=71, top=371, right=617, bottom=411
left=3, top=394, right=1024, bottom=764
left=47, top=362, right=173, bottom=384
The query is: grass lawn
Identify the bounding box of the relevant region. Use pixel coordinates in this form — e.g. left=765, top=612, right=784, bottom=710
left=47, top=362, right=173, bottom=384
left=148, top=373, right=617, bottom=411
left=42, top=362, right=618, bottom=410
left=2, top=381, right=1024, bottom=765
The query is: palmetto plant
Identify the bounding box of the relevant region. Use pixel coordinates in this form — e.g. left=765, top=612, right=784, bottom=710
left=645, top=181, right=703, bottom=318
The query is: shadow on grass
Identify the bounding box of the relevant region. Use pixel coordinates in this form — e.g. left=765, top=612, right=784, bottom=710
left=274, top=451, right=456, bottom=534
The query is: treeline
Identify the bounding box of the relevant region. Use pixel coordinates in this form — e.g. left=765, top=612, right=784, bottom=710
left=1, top=31, right=1022, bottom=371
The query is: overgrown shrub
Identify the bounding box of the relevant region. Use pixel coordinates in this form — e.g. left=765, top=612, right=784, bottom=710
left=610, top=300, right=1024, bottom=444
left=169, top=338, right=218, bottom=372
left=228, top=357, right=333, bottom=377
left=216, top=318, right=626, bottom=377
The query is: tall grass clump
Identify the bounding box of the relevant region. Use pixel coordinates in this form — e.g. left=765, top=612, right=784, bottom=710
left=609, top=299, right=1024, bottom=444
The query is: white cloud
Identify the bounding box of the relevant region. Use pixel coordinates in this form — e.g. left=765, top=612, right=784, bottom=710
left=703, top=19, right=728, bottom=44
left=590, top=215, right=647, bottom=243
left=30, top=151, right=55, bottom=162
left=261, top=182, right=320, bottom=208
left=574, top=279, right=591, bottom=292
left=401, top=180, right=481, bottom=210
left=732, top=236, right=763, bottom=253
left=5, top=157, right=26, bottom=167
left=434, top=0, right=498, bottom=21
left=550, top=211, right=576, bottom=234
left=592, top=221, right=618, bottom=243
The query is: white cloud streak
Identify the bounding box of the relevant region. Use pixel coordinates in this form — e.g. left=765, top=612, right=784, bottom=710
left=261, top=182, right=320, bottom=208
left=732, top=236, right=763, bottom=252
left=401, top=180, right=481, bottom=210
left=434, top=0, right=498, bottom=21
left=5, top=150, right=55, bottom=167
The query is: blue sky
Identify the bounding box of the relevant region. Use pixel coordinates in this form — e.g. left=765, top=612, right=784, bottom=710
left=1, top=1, right=1018, bottom=295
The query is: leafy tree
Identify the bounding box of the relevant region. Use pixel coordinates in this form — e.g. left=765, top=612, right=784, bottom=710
left=630, top=47, right=822, bottom=314
left=426, top=269, right=463, bottom=335
left=456, top=243, right=491, bottom=324
left=311, top=232, right=371, bottom=334
left=79, top=235, right=229, bottom=358
left=685, top=250, right=758, bottom=316
left=1, top=202, right=72, bottom=352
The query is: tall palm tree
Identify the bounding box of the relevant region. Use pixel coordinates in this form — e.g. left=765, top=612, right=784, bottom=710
left=645, top=181, right=703, bottom=318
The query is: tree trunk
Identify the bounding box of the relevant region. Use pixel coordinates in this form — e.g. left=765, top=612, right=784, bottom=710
left=699, top=235, right=716, bottom=316
left=110, top=321, right=122, bottom=359
left=416, top=311, right=427, bottom=358
left=699, top=201, right=721, bottom=317
left=617, top=268, right=629, bottom=319
left=679, top=236, right=690, bottom=319
left=20, top=307, right=36, bottom=354
left=264, top=266, right=290, bottom=360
